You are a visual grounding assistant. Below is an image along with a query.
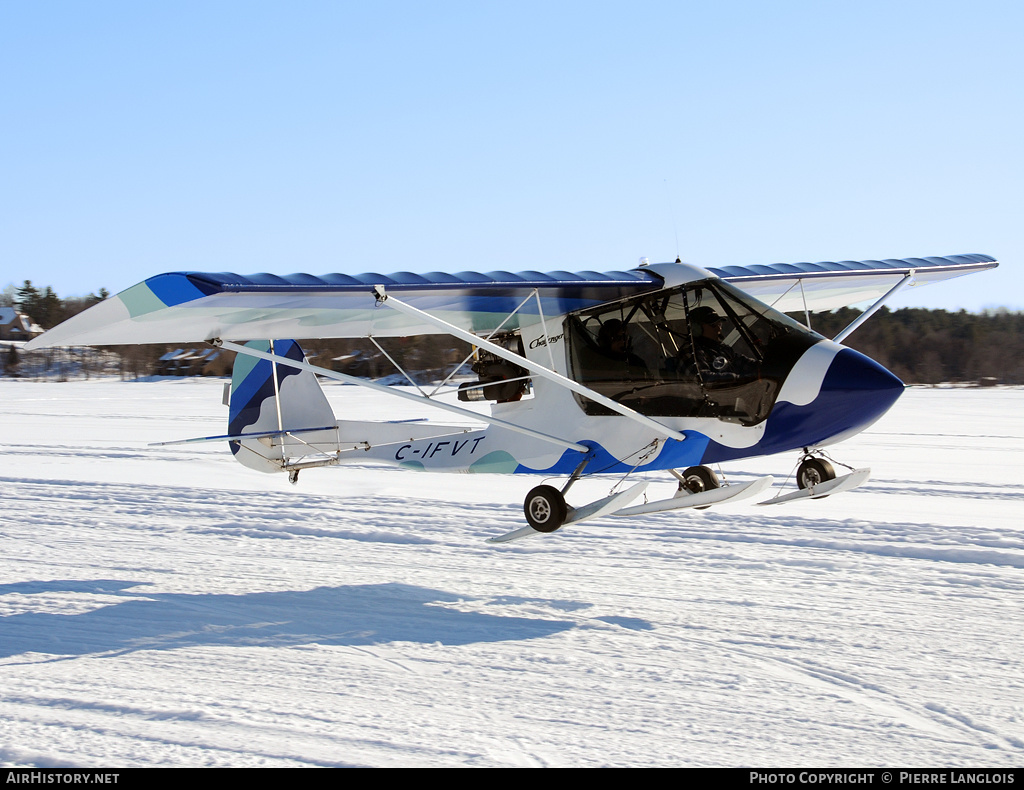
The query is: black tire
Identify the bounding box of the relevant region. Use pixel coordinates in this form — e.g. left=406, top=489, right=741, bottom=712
left=679, top=466, right=720, bottom=494
left=678, top=466, right=720, bottom=509
left=524, top=485, right=567, bottom=532
left=797, top=458, right=836, bottom=490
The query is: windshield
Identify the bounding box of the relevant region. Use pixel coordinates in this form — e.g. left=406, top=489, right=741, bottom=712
left=566, top=279, right=823, bottom=425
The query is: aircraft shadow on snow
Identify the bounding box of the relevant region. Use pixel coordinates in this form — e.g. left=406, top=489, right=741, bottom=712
left=0, top=580, right=589, bottom=658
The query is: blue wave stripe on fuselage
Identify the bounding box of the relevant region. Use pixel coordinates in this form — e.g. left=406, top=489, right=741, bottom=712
left=699, top=347, right=904, bottom=464
left=514, top=347, right=903, bottom=475
left=513, top=433, right=711, bottom=476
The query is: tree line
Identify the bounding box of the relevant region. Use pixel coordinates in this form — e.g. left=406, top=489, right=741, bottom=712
left=2, top=280, right=110, bottom=328
left=3, top=280, right=1022, bottom=385
left=801, top=307, right=1024, bottom=385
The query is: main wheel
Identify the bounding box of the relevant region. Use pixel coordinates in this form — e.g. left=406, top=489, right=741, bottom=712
left=678, top=466, right=720, bottom=509
left=679, top=466, right=720, bottom=494
left=797, top=458, right=836, bottom=490
left=524, top=485, right=567, bottom=532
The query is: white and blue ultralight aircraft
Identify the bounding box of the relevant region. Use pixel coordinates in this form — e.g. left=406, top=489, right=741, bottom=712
left=26, top=253, right=997, bottom=542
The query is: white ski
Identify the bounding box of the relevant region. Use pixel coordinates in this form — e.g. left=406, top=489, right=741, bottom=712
left=486, top=482, right=648, bottom=544
left=756, top=468, right=870, bottom=506
left=613, top=475, right=774, bottom=517
left=565, top=481, right=648, bottom=525
left=485, top=525, right=544, bottom=544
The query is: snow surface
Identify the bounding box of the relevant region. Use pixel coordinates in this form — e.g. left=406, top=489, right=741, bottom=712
left=1, top=379, right=1022, bottom=767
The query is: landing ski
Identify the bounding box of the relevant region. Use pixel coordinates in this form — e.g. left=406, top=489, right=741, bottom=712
left=486, top=482, right=648, bottom=544
left=613, top=475, right=774, bottom=517
left=756, top=468, right=870, bottom=505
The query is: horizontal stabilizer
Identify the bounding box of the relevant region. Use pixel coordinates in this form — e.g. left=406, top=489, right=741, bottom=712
left=149, top=426, right=338, bottom=447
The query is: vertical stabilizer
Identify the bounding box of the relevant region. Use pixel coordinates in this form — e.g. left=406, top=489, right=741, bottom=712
left=228, top=340, right=336, bottom=472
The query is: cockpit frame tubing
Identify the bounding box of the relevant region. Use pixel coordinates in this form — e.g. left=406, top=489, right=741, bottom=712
left=708, top=282, right=768, bottom=364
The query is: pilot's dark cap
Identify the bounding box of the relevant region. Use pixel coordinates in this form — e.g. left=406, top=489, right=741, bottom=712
left=690, top=306, right=725, bottom=325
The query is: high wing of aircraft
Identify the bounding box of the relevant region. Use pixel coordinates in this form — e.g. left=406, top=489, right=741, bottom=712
left=26, top=253, right=998, bottom=542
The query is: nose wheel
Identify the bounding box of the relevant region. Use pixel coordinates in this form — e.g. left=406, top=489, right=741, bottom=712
left=796, top=457, right=836, bottom=490
left=674, top=466, right=720, bottom=510
left=678, top=465, right=721, bottom=494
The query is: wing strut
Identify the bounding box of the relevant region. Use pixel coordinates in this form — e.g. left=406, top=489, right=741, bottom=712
left=210, top=338, right=589, bottom=454
left=373, top=287, right=688, bottom=443
left=833, top=273, right=914, bottom=343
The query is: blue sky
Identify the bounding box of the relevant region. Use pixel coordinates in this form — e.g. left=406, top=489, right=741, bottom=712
left=2, top=0, right=1020, bottom=311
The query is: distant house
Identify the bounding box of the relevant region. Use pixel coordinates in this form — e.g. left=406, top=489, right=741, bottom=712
left=0, top=307, right=43, bottom=341
left=156, top=347, right=222, bottom=376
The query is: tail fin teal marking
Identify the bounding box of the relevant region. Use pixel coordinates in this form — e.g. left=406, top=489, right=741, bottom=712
left=228, top=340, right=306, bottom=455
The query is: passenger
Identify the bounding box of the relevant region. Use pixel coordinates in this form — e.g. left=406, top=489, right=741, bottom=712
left=682, top=306, right=759, bottom=383
left=579, top=319, right=649, bottom=381
left=598, top=320, right=648, bottom=370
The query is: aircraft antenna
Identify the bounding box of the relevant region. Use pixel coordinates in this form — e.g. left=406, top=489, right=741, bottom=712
left=663, top=178, right=681, bottom=261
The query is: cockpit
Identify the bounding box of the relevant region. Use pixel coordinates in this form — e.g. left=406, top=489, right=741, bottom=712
left=566, top=278, right=824, bottom=426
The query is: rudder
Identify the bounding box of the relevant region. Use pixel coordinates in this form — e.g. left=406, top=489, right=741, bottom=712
left=228, top=340, right=336, bottom=472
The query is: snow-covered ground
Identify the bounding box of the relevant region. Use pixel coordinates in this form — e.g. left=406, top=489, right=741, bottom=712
left=1, top=379, right=1022, bottom=767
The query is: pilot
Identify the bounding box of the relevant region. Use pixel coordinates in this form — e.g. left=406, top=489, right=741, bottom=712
left=682, top=306, right=759, bottom=383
